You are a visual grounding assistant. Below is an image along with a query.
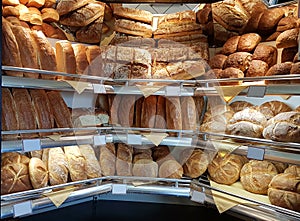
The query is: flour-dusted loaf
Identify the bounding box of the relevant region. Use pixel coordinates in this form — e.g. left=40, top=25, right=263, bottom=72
left=48, top=147, right=69, bottom=185
left=257, top=100, right=292, bottom=120
left=79, top=145, right=101, bottom=179
left=64, top=146, right=87, bottom=182
left=29, top=157, right=48, bottom=189
left=1, top=152, right=30, bottom=166
left=229, top=100, right=254, bottom=113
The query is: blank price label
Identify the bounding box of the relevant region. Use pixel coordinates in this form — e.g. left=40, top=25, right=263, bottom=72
left=22, top=139, right=41, bottom=152
left=191, top=191, right=206, bottom=204
left=247, top=146, right=265, bottom=160
left=93, top=135, right=106, bottom=146
left=127, top=134, right=142, bottom=145
left=247, top=86, right=266, bottom=98
left=112, top=184, right=127, bottom=195
left=93, top=84, right=106, bottom=94
left=13, top=201, right=32, bottom=217
left=165, top=86, right=181, bottom=96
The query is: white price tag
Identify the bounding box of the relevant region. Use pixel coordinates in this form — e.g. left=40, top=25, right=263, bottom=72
left=191, top=191, right=206, bottom=204
left=22, top=139, right=41, bottom=152
left=165, top=86, right=181, bottom=96
left=247, top=86, right=266, bottom=98
left=127, top=134, right=142, bottom=145
left=93, top=84, right=106, bottom=94
left=112, top=184, right=127, bottom=195
left=93, top=135, right=106, bottom=146
left=247, top=146, right=265, bottom=161
left=13, top=201, right=32, bottom=217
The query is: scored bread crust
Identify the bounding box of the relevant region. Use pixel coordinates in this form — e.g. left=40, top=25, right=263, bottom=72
left=113, top=6, right=153, bottom=24
left=114, top=19, right=153, bottom=38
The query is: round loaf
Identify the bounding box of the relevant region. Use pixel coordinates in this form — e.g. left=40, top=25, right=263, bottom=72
left=271, top=161, right=288, bottom=173
left=221, top=35, right=240, bottom=55
left=276, top=16, right=298, bottom=32
left=281, top=47, right=298, bottom=63
left=252, top=44, right=277, bottom=67
left=29, top=157, right=48, bottom=189
left=243, top=3, right=266, bottom=33
left=276, top=28, right=299, bottom=49
left=229, top=101, right=254, bottom=113
left=246, top=59, right=269, bottom=77
left=262, top=111, right=300, bottom=142
left=1, top=153, right=30, bottom=166
left=240, top=160, right=278, bottom=194
left=265, top=62, right=293, bottom=84
left=284, top=165, right=300, bottom=177
left=158, top=159, right=183, bottom=179
left=208, top=153, right=245, bottom=185
left=209, top=54, right=227, bottom=69
left=268, top=173, right=300, bottom=211
left=237, top=33, right=261, bottom=52
left=290, top=62, right=300, bottom=84
left=180, top=148, right=209, bottom=178
left=132, top=159, right=158, bottom=177
left=258, top=8, right=284, bottom=32
left=257, top=100, right=292, bottom=120
left=219, top=67, right=244, bottom=85
left=223, top=52, right=252, bottom=72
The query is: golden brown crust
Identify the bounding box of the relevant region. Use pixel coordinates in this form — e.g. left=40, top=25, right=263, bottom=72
left=155, top=96, right=166, bottom=129
left=72, top=44, right=89, bottom=75
left=64, top=146, right=87, bottom=182
left=114, top=19, right=153, bottom=38
left=99, top=143, right=116, bottom=176
left=29, top=157, right=48, bottom=189
left=180, top=97, right=197, bottom=130
left=113, top=6, right=153, bottom=24
left=208, top=54, right=227, bottom=69
left=55, top=40, right=76, bottom=79
left=157, top=10, right=196, bottom=29
left=257, top=100, right=292, bottom=120
left=229, top=100, right=254, bottom=113
left=237, top=33, right=261, bottom=52
left=116, top=143, right=133, bottom=176
left=166, top=97, right=182, bottom=131
left=258, top=8, right=284, bottom=32
left=246, top=59, right=269, bottom=77
left=223, top=52, right=252, bottom=72
left=252, top=44, right=277, bottom=67
left=79, top=145, right=101, bottom=179
left=48, top=147, right=69, bottom=185
left=158, top=159, right=183, bottom=179
left=141, top=95, right=157, bottom=128
left=132, top=159, right=158, bottom=177
left=276, top=28, right=299, bottom=49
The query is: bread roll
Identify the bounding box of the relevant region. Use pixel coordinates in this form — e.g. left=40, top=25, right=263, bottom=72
left=180, top=97, right=197, bottom=130
left=44, top=0, right=56, bottom=8
left=113, top=6, right=153, bottom=24
left=220, top=35, right=240, bottom=55
left=237, top=33, right=261, bottom=52
left=116, top=143, right=133, bottom=176
left=227, top=108, right=267, bottom=138
left=208, top=54, right=227, bottom=69
left=29, top=157, right=48, bottom=189
left=158, top=159, right=183, bottom=179
left=218, top=67, right=244, bottom=85
left=99, top=144, right=116, bottom=176
left=223, top=52, right=252, bottom=72
left=55, top=40, right=76, bottom=79
left=1, top=163, right=32, bottom=194
left=257, top=100, right=292, bottom=120
left=141, top=96, right=157, bottom=128
left=27, top=0, right=45, bottom=8
left=132, top=159, right=158, bottom=177
left=276, top=28, right=299, bottom=49
left=240, top=160, right=278, bottom=194
left=208, top=152, right=244, bottom=185
left=258, top=8, right=284, bottom=33
left=246, top=60, right=269, bottom=77
left=114, top=19, right=153, bottom=38
left=56, top=0, right=92, bottom=16
left=281, top=47, right=298, bottom=63
left=118, top=95, right=136, bottom=127
left=64, top=146, right=87, bottom=182
left=284, top=165, right=300, bottom=177
left=180, top=148, right=209, bottom=178
left=2, top=88, right=19, bottom=140
left=13, top=88, right=38, bottom=139
left=263, top=111, right=300, bottom=142
left=268, top=173, right=300, bottom=211
left=277, top=16, right=299, bottom=32
left=229, top=100, right=254, bottom=113
left=166, top=97, right=182, bottom=131
left=48, top=147, right=69, bottom=185
left=252, top=43, right=278, bottom=68
left=29, top=89, right=54, bottom=137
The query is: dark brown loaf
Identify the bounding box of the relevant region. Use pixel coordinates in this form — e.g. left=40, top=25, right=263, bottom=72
left=276, top=28, right=299, bottom=49
left=64, top=146, right=87, bottom=182
left=218, top=67, right=244, bottom=85
left=243, top=2, right=266, bottom=33
left=258, top=8, right=284, bottom=32
left=99, top=143, right=116, bottom=176
left=276, top=16, right=299, bottom=32
left=13, top=88, right=37, bottom=139
left=180, top=97, right=197, bottom=130
left=29, top=157, right=48, bottom=189
left=2, top=88, right=19, bottom=140
left=290, top=62, right=300, bottom=84
left=118, top=95, right=136, bottom=127
left=268, top=173, right=300, bottom=212
left=246, top=60, right=269, bottom=77
left=223, top=52, right=252, bottom=72
left=237, top=33, right=261, bottom=52
left=166, top=97, right=182, bottom=131
left=220, top=35, right=240, bottom=55
left=141, top=96, right=157, bottom=128
left=56, top=0, right=92, bottom=16
left=113, top=6, right=153, bottom=24
left=48, top=147, right=69, bottom=185
left=240, top=160, right=278, bottom=194
left=109, top=95, right=121, bottom=125
left=75, top=17, right=103, bottom=44
left=265, top=62, right=293, bottom=84
left=155, top=96, right=166, bottom=129
left=208, top=54, right=227, bottom=69
left=281, top=47, right=298, bottom=63
left=252, top=44, right=277, bottom=67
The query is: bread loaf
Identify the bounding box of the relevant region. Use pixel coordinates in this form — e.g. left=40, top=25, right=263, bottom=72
left=29, top=157, right=48, bottom=189
left=281, top=47, right=298, bottom=63
left=116, top=144, right=133, bottom=176
left=229, top=101, right=254, bottom=113
left=276, top=28, right=299, bottom=49
left=55, top=40, right=76, bottom=79
left=243, top=2, right=266, bottom=33
left=154, top=96, right=166, bottom=129
left=56, top=0, right=92, bottom=16
left=237, top=33, right=261, bottom=52
left=209, top=54, right=227, bottom=69
left=78, top=145, right=101, bottom=179
left=208, top=152, right=244, bottom=185
left=220, top=35, right=240, bottom=55
left=109, top=95, right=121, bottom=125
left=141, top=96, right=157, bottom=128
left=277, top=16, right=299, bottom=32
left=158, top=159, right=183, bottom=179
left=2, top=88, right=19, bottom=140
left=13, top=88, right=38, bottom=139
left=1, top=153, right=30, bottom=166
left=166, top=97, right=182, bottom=131
left=252, top=43, right=278, bottom=68
left=86, top=45, right=101, bottom=76
left=113, top=6, right=153, bottom=24
left=1, top=163, right=32, bottom=194
left=246, top=60, right=269, bottom=77
left=132, top=159, right=158, bottom=177
left=114, top=19, right=153, bottom=38
left=265, top=62, right=293, bottom=84
left=41, top=8, right=59, bottom=22
left=240, top=160, right=278, bottom=194
left=118, top=95, right=136, bottom=127
left=64, top=146, right=87, bottom=181
left=218, top=67, right=244, bottom=85
left=268, top=173, right=300, bottom=212
left=257, top=100, right=292, bottom=120
left=48, top=147, right=69, bottom=185
left=29, top=89, right=54, bottom=137
left=75, top=17, right=103, bottom=44
left=72, top=44, right=89, bottom=75
left=157, top=10, right=196, bottom=29
left=284, top=165, right=300, bottom=177
left=180, top=97, right=197, bottom=130
left=258, top=8, right=284, bottom=33
left=152, top=146, right=174, bottom=166
left=223, top=52, right=252, bottom=72
left=99, top=143, right=116, bottom=176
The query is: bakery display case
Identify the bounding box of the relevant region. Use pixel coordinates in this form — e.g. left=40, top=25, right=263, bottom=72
left=1, top=0, right=300, bottom=220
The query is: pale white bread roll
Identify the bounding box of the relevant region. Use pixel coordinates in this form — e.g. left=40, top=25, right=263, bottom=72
left=268, top=173, right=300, bottom=212
left=64, top=146, right=87, bottom=182
left=240, top=160, right=278, bottom=194
left=1, top=88, right=19, bottom=140
left=79, top=145, right=101, bottom=179
left=29, top=157, right=48, bottom=189
left=132, top=159, right=158, bottom=177
left=56, top=0, right=92, bottom=16
left=30, top=30, right=57, bottom=80
left=72, top=44, right=89, bottom=75
left=48, top=147, right=69, bottom=185
left=10, top=25, right=39, bottom=78
left=114, top=19, right=153, bottom=38
left=99, top=143, right=116, bottom=176
left=113, top=6, right=153, bottom=24
left=55, top=40, right=76, bottom=79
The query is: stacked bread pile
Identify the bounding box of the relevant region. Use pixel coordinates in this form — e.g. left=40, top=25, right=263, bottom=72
left=1, top=144, right=101, bottom=194
left=56, top=0, right=111, bottom=44
left=2, top=0, right=67, bottom=39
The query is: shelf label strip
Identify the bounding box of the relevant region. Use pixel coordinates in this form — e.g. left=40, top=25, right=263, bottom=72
left=112, top=184, right=127, bottom=195
left=127, top=134, right=142, bottom=145
left=190, top=190, right=206, bottom=204
left=247, top=86, right=266, bottom=98
left=247, top=146, right=265, bottom=161
left=22, top=139, right=41, bottom=152
left=93, top=135, right=106, bottom=146
left=13, top=201, right=32, bottom=217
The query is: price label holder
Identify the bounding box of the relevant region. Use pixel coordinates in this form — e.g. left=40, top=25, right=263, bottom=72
left=165, top=86, right=181, bottom=96
left=247, top=86, right=266, bottom=98
left=93, top=84, right=106, bottom=94
left=112, top=184, right=127, bottom=195
left=22, top=139, right=41, bottom=152
left=190, top=190, right=206, bottom=204
left=13, top=201, right=32, bottom=217
left=247, top=146, right=265, bottom=161
left=127, top=134, right=142, bottom=145
left=93, top=135, right=106, bottom=146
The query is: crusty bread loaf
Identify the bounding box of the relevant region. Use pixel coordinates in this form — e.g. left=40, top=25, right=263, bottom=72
left=99, top=143, right=116, bottom=176
left=1, top=163, right=32, bottom=194
left=257, top=100, right=292, bottom=120
left=268, top=173, right=300, bottom=211
left=26, top=0, right=45, bottom=8
left=166, top=97, right=182, bottom=131
left=2, top=88, right=19, bottom=140
left=246, top=59, right=269, bottom=77
left=78, top=145, right=101, bottom=179
left=284, top=165, right=300, bottom=177
left=243, top=2, right=266, bottom=33
left=72, top=44, right=89, bottom=75
left=86, top=45, right=101, bottom=76
left=75, top=17, right=103, bottom=44
left=218, top=67, right=244, bottom=85
left=41, top=8, right=59, bottom=22
left=223, top=52, right=252, bottom=72
left=208, top=152, right=244, bottom=185
left=158, top=159, right=183, bottom=179
left=155, top=96, right=166, bottom=129
left=132, top=159, right=158, bottom=177
left=272, top=161, right=288, bottom=173
left=281, top=47, right=298, bottom=63
left=180, top=97, right=197, bottom=130
left=48, top=147, right=69, bottom=185
left=262, top=111, right=300, bottom=142
left=220, top=35, right=240, bottom=55
left=113, top=6, right=153, bottom=24
left=55, top=40, right=76, bottom=79
left=229, top=100, right=254, bottom=113
left=276, top=28, right=299, bottom=49
left=29, top=157, right=48, bottom=189
left=226, top=108, right=267, bottom=138
left=276, top=16, right=299, bottom=32
left=56, top=0, right=92, bottom=16
left=109, top=95, right=121, bottom=125
left=64, top=146, right=87, bottom=182
left=258, top=7, right=284, bottom=33
left=114, top=19, right=153, bottom=38
left=118, top=95, right=136, bottom=127
left=141, top=95, right=157, bottom=128
left=3, top=0, right=20, bottom=6
left=30, top=89, right=54, bottom=137
left=152, top=146, right=174, bottom=166
left=13, top=88, right=38, bottom=139
left=180, top=148, right=209, bottom=178
left=116, top=143, right=133, bottom=176
left=209, top=54, right=227, bottom=69
left=252, top=43, right=277, bottom=67
left=237, top=33, right=261, bottom=52
left=265, top=62, right=293, bottom=84
left=133, top=152, right=153, bottom=164
left=1, top=153, right=30, bottom=166
left=240, top=160, right=278, bottom=194
left=157, top=10, right=196, bottom=29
